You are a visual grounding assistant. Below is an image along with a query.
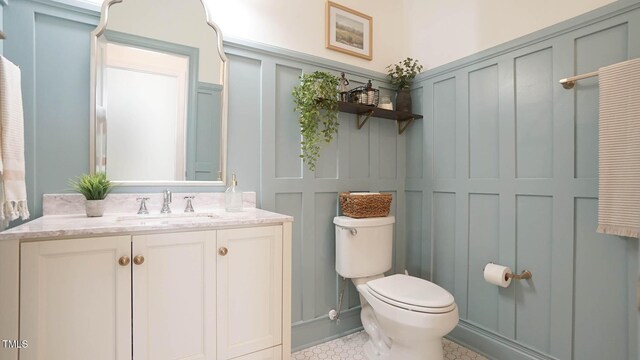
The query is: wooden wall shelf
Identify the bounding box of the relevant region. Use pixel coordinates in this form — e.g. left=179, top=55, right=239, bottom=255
left=337, top=101, right=423, bottom=135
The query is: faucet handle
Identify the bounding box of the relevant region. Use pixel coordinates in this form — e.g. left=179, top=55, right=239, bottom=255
left=184, top=196, right=195, bottom=213
left=136, top=197, right=150, bottom=215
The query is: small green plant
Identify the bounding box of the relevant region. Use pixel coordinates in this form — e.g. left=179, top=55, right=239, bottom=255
left=69, top=172, right=113, bottom=200
left=386, top=58, right=423, bottom=90
left=292, top=71, right=340, bottom=171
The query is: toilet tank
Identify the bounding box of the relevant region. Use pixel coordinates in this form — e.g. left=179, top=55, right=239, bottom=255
left=334, top=216, right=395, bottom=278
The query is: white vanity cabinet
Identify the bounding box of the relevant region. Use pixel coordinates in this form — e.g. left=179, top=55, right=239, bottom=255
left=132, top=231, right=217, bottom=360
left=216, top=226, right=283, bottom=359
left=16, top=224, right=291, bottom=360
left=19, top=235, right=132, bottom=360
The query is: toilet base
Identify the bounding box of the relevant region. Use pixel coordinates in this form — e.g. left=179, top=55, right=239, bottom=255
left=359, top=295, right=448, bottom=360
left=355, top=277, right=458, bottom=360
left=363, top=337, right=444, bottom=360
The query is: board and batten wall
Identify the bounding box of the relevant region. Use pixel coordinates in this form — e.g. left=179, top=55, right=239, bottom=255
left=2, top=0, right=406, bottom=350
left=4, top=0, right=640, bottom=358
left=223, top=42, right=406, bottom=348
left=0, top=0, right=5, bottom=54
left=407, top=1, right=640, bottom=359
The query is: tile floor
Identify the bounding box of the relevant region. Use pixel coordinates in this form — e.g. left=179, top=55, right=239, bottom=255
left=292, top=331, right=488, bottom=360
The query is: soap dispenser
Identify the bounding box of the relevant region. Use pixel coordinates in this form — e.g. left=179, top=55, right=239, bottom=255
left=225, top=172, right=243, bottom=212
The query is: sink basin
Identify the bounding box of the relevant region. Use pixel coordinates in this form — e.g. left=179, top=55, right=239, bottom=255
left=116, top=212, right=220, bottom=226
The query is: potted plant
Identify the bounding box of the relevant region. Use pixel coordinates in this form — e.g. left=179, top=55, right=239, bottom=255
left=69, top=172, right=113, bottom=217
left=292, top=71, right=340, bottom=171
left=386, top=58, right=423, bottom=113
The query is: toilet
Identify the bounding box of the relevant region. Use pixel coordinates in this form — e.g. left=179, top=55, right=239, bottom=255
left=334, top=215, right=459, bottom=360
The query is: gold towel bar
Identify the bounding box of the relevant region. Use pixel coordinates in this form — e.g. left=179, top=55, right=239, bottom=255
left=559, top=70, right=599, bottom=89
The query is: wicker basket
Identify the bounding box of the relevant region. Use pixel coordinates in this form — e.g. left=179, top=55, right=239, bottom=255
left=347, top=86, right=380, bottom=106
left=339, top=192, right=392, bottom=218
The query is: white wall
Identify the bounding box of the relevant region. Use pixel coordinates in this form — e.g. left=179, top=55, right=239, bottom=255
left=403, top=0, right=617, bottom=70
left=67, top=0, right=619, bottom=74
left=205, top=0, right=410, bottom=73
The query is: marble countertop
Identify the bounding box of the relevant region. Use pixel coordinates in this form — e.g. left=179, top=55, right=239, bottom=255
left=0, top=208, right=293, bottom=241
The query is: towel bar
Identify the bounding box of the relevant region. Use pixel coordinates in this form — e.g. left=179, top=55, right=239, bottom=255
left=558, top=70, right=599, bottom=89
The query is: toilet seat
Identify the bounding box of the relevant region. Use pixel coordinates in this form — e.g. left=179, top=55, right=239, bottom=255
left=366, top=274, right=456, bottom=314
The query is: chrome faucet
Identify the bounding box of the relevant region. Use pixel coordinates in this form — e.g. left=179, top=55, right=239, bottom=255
left=161, top=189, right=172, bottom=213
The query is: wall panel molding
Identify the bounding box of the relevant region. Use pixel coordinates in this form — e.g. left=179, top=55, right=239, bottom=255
left=225, top=40, right=406, bottom=350
left=450, top=320, right=557, bottom=360
left=409, top=2, right=640, bottom=359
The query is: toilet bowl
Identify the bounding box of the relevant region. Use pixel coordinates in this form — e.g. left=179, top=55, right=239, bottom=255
left=356, top=274, right=458, bottom=359
left=334, top=216, right=459, bottom=360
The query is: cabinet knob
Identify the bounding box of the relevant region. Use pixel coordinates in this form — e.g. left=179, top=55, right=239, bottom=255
left=133, top=255, right=145, bottom=265
left=218, top=247, right=228, bottom=256
left=118, top=256, right=130, bottom=266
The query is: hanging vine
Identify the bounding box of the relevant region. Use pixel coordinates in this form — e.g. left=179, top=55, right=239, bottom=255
left=292, top=71, right=340, bottom=171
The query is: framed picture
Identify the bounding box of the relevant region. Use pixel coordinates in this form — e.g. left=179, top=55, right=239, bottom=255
left=326, top=1, right=372, bottom=60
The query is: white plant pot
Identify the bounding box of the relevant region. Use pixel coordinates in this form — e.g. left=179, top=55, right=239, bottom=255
left=85, top=199, right=105, bottom=217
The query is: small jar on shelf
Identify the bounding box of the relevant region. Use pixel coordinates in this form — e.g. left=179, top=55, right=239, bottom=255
left=379, top=95, right=393, bottom=110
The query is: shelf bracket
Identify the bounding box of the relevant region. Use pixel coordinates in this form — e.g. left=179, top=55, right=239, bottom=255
left=356, top=110, right=374, bottom=129
left=397, top=117, right=415, bottom=135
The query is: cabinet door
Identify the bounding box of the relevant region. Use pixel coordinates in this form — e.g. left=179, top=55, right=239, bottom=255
left=234, top=346, right=282, bottom=360
left=132, top=231, right=216, bottom=360
left=217, top=226, right=283, bottom=359
left=19, top=236, right=132, bottom=360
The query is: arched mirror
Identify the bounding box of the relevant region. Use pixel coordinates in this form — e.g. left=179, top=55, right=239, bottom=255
left=90, top=0, right=228, bottom=186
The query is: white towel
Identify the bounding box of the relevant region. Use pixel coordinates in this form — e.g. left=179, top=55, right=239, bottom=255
left=596, top=58, right=640, bottom=239
left=0, top=56, right=30, bottom=228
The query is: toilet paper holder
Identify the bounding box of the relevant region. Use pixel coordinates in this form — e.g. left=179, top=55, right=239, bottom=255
left=506, top=269, right=532, bottom=280
left=485, top=262, right=533, bottom=281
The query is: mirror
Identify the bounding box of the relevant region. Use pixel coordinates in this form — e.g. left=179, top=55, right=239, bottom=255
left=90, top=0, right=228, bottom=185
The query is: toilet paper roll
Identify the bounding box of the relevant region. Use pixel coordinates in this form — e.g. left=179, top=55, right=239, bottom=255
left=483, top=263, right=512, bottom=288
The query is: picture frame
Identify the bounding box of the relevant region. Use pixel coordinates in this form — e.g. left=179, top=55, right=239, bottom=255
left=326, top=1, right=372, bottom=60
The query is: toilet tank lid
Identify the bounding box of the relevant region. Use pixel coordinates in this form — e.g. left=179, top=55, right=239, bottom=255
left=333, top=216, right=395, bottom=227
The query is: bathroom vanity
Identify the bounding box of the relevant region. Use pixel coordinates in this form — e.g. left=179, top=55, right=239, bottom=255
left=0, top=193, right=292, bottom=360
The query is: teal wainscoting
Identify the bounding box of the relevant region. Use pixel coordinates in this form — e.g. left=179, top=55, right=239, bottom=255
left=3, top=0, right=408, bottom=350
left=223, top=42, right=406, bottom=349
left=407, top=1, right=640, bottom=359
left=3, top=0, right=98, bottom=221
left=0, top=0, right=5, bottom=54
left=190, top=82, right=222, bottom=181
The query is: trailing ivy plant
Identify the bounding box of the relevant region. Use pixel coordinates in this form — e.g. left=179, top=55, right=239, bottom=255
left=292, top=71, right=340, bottom=171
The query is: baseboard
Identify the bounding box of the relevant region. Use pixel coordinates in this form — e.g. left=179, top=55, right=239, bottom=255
left=291, top=307, right=363, bottom=351
left=292, top=314, right=557, bottom=359
left=447, top=320, right=559, bottom=360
